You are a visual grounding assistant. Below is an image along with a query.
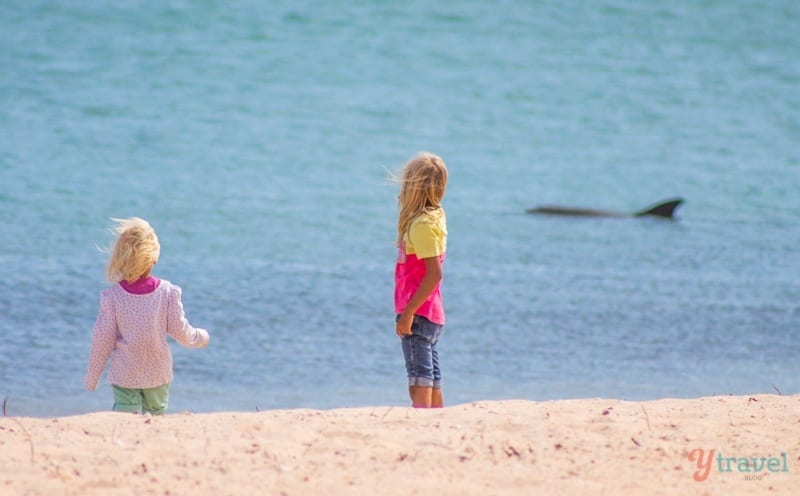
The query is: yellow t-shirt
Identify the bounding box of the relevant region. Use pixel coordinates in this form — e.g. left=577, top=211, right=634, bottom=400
left=403, top=208, right=447, bottom=258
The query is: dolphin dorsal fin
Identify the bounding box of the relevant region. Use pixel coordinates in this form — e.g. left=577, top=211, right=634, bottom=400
left=634, top=198, right=684, bottom=218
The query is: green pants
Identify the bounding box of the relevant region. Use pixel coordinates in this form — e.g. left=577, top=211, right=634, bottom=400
left=112, top=384, right=170, bottom=415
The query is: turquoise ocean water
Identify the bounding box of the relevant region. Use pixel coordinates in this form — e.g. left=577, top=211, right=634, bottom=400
left=1, top=1, right=798, bottom=416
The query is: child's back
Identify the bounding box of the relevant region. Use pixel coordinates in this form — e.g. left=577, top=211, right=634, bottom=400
left=85, top=279, right=208, bottom=392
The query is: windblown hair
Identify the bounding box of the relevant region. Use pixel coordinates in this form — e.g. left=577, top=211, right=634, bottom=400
left=395, top=152, right=448, bottom=245
left=105, top=217, right=160, bottom=283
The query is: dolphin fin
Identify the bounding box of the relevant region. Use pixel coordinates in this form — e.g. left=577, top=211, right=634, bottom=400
left=633, top=198, right=684, bottom=218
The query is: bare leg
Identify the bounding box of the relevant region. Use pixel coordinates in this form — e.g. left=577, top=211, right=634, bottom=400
left=431, top=388, right=443, bottom=408
left=409, top=386, right=433, bottom=408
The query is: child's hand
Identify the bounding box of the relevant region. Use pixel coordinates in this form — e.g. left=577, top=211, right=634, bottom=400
left=396, top=313, right=413, bottom=337
left=83, top=375, right=97, bottom=392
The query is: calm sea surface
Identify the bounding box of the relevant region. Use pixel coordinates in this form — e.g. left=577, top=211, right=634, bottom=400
left=1, top=0, right=799, bottom=416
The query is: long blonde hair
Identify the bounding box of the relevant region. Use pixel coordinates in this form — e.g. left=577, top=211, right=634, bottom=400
left=105, top=217, right=160, bottom=283
left=396, top=152, right=448, bottom=245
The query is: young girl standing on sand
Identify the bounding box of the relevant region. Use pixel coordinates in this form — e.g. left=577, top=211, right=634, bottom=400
left=394, top=152, right=448, bottom=408
left=84, top=217, right=210, bottom=414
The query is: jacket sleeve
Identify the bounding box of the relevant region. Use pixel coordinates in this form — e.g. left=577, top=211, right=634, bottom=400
left=167, top=285, right=210, bottom=349
left=84, top=292, right=117, bottom=391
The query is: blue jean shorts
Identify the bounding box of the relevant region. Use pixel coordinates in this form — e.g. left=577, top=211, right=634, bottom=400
left=399, top=315, right=444, bottom=389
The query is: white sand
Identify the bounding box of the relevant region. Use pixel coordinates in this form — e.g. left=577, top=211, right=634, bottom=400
left=1, top=394, right=797, bottom=495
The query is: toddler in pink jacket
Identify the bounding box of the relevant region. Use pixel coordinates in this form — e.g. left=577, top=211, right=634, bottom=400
left=84, top=217, right=210, bottom=414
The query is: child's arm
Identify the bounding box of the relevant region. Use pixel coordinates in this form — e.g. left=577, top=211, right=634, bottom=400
left=166, top=285, right=210, bottom=348
left=396, top=256, right=442, bottom=336
left=84, top=294, right=117, bottom=391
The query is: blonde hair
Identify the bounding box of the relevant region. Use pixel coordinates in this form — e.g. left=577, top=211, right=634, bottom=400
left=395, top=152, right=448, bottom=245
left=105, top=217, right=160, bottom=283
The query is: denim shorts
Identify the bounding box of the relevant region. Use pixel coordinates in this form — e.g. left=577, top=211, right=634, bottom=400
left=399, top=315, right=444, bottom=389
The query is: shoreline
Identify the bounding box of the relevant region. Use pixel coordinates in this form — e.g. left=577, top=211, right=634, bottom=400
left=1, top=394, right=797, bottom=495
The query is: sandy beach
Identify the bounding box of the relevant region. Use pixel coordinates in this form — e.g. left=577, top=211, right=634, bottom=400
left=1, top=394, right=797, bottom=495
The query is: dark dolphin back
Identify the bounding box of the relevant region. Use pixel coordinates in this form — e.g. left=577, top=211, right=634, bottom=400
left=633, top=198, right=684, bottom=218
left=526, top=197, right=684, bottom=218
left=525, top=206, right=625, bottom=217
